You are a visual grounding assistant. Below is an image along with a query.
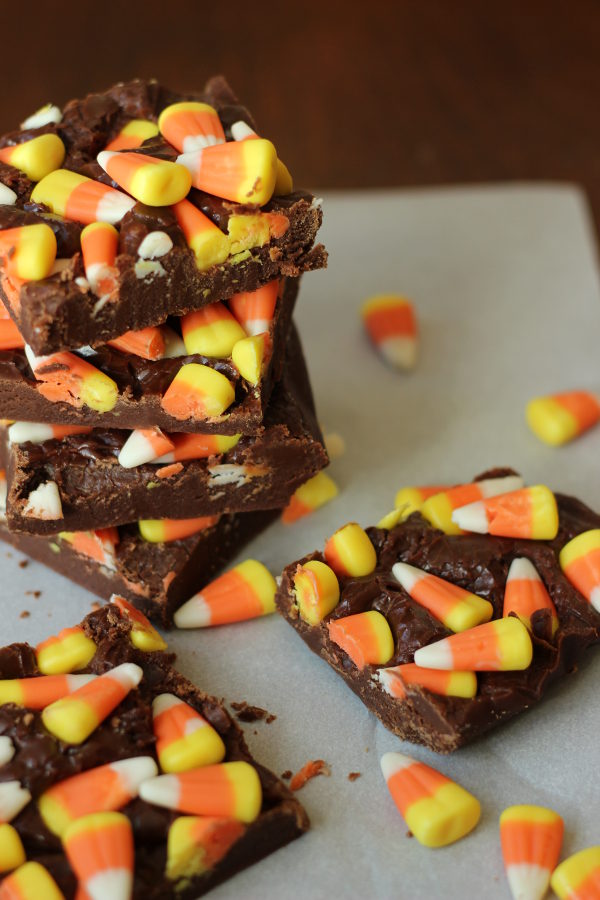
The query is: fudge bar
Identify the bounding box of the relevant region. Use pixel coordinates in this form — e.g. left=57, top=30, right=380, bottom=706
left=0, top=278, right=297, bottom=435
left=0, top=77, right=326, bottom=355
left=0, top=605, right=308, bottom=897
left=276, top=471, right=600, bottom=753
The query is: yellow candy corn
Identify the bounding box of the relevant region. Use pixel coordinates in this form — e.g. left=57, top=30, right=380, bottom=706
left=293, top=560, right=340, bottom=625
left=97, top=150, right=192, bottom=206
left=0, top=224, right=57, bottom=281
left=0, top=134, right=65, bottom=182
left=36, top=626, right=97, bottom=675
left=324, top=522, right=377, bottom=577
left=173, top=199, right=230, bottom=271
left=105, top=119, right=159, bottom=151
left=527, top=391, right=600, bottom=446
left=394, top=485, right=450, bottom=517
left=329, top=610, right=394, bottom=669
left=153, top=694, right=226, bottom=772
left=161, top=363, right=235, bottom=420
left=181, top=303, right=245, bottom=358
left=166, top=816, right=245, bottom=882
left=0, top=862, right=65, bottom=899
left=0, top=824, right=26, bottom=872
left=377, top=508, right=410, bottom=529
left=111, top=595, right=167, bottom=652
left=559, top=529, right=600, bottom=612
left=281, top=472, right=339, bottom=524
left=231, top=334, right=268, bottom=386
left=551, top=846, right=600, bottom=899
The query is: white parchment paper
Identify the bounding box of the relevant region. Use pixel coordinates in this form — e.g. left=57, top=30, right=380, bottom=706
left=2, top=186, right=600, bottom=899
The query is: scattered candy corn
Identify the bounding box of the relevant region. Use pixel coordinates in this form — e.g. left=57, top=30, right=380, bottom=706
left=20, top=103, right=62, bottom=129
left=420, top=475, right=524, bottom=535
left=36, top=625, right=97, bottom=674
left=500, top=804, right=563, bottom=900
left=378, top=663, right=477, bottom=700
left=31, top=169, right=136, bottom=224
left=361, top=295, right=418, bottom=370
left=138, top=516, right=218, bottom=543
left=452, top=485, right=559, bottom=540
left=0, top=861, right=65, bottom=900
left=172, top=198, right=230, bottom=270
left=0, top=673, right=96, bottom=709
left=174, top=559, right=276, bottom=628
left=0, top=781, right=31, bottom=823
left=139, top=761, right=262, bottom=823
left=59, top=529, right=119, bottom=571
left=80, top=222, right=118, bottom=299
left=324, top=522, right=377, bottom=577
left=105, top=119, right=159, bottom=151
left=229, top=281, right=279, bottom=335
left=293, top=559, right=340, bottom=625
left=414, top=617, right=533, bottom=671
left=392, top=562, right=493, bottom=632
left=160, top=362, right=235, bottom=420
left=0, top=134, right=65, bottom=182
left=166, top=816, right=245, bottom=882
left=229, top=119, right=293, bottom=195
left=551, top=846, right=600, bottom=899
left=117, top=427, right=175, bottom=468
left=153, top=431, right=240, bottom=463
left=0, top=736, right=15, bottom=766
left=159, top=102, right=225, bottom=153
left=0, top=224, right=57, bottom=281
left=153, top=694, right=226, bottom=772
left=0, top=318, right=24, bottom=350
left=281, top=472, right=339, bottom=524
left=559, top=529, right=600, bottom=612
left=177, top=139, right=278, bottom=206
left=231, top=333, right=269, bottom=385
left=97, top=149, right=192, bottom=206
left=25, top=345, right=118, bottom=413
left=22, top=480, right=62, bottom=521
left=504, top=557, right=559, bottom=635
left=380, top=752, right=480, bottom=848
left=0, top=824, right=26, bottom=873
left=181, top=302, right=246, bottom=358
left=8, top=422, right=92, bottom=444
left=63, top=811, right=134, bottom=900
left=328, top=610, right=394, bottom=669
left=527, top=390, right=600, bottom=446
left=110, top=595, right=167, bottom=652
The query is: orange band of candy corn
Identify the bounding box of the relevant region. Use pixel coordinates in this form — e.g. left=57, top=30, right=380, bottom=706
left=0, top=673, right=95, bottom=709
left=452, top=485, right=559, bottom=540
left=559, top=529, right=600, bottom=612
left=500, top=804, right=563, bottom=900
left=378, top=663, right=477, bottom=700
left=59, top=528, right=119, bottom=570
left=158, top=102, right=225, bottom=153
left=105, top=119, right=159, bottom=151
left=26, top=347, right=118, bottom=413
left=503, top=557, right=559, bottom=634
left=154, top=431, right=241, bottom=463
left=63, top=812, right=134, bottom=899
left=181, top=301, right=246, bottom=359
left=414, top=617, right=533, bottom=671
left=166, top=816, right=245, bottom=881
left=228, top=280, right=279, bottom=335
left=160, top=363, right=235, bottom=420
left=328, top=610, right=394, bottom=669
left=108, top=325, right=167, bottom=360
left=177, top=139, right=278, bottom=206
left=172, top=199, right=230, bottom=271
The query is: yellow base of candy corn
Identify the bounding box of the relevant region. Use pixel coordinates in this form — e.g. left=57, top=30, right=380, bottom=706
left=0, top=824, right=26, bottom=872
left=526, top=397, right=579, bottom=446
left=37, top=630, right=97, bottom=675
left=405, top=783, right=481, bottom=848
left=42, top=697, right=99, bottom=744
left=189, top=230, right=230, bottom=271
left=293, top=560, right=340, bottom=625
left=231, top=335, right=266, bottom=386
left=227, top=214, right=271, bottom=254
left=38, top=792, right=74, bottom=838
left=158, top=729, right=226, bottom=774
left=551, top=846, right=600, bottom=899
left=275, top=158, right=293, bottom=195
left=129, top=627, right=167, bottom=653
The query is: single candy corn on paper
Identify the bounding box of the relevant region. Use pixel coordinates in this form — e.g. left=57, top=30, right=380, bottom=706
left=420, top=475, right=524, bottom=535
left=499, top=804, right=563, bottom=900
left=0, top=133, right=65, bottom=182
left=559, top=529, right=600, bottom=612
left=551, top=846, right=600, bottom=899
left=158, top=102, right=225, bottom=153
left=231, top=333, right=269, bottom=386
left=181, top=302, right=246, bottom=358
left=105, top=118, right=159, bottom=151
left=414, top=617, right=533, bottom=671
left=392, top=562, right=493, bottom=632
left=328, top=610, right=394, bottom=669
left=452, top=485, right=559, bottom=540
left=361, top=295, right=418, bottom=370
left=394, top=485, right=450, bottom=518
left=173, top=199, right=230, bottom=271
left=36, top=626, right=97, bottom=675
left=380, top=752, right=480, bottom=847
left=138, top=516, right=218, bottom=543
left=293, top=560, right=340, bottom=625
left=503, top=557, right=559, bottom=635
left=160, top=363, right=235, bottom=420
left=153, top=693, right=226, bottom=772
left=378, top=663, right=477, bottom=700
left=0, top=224, right=57, bottom=281
left=0, top=824, right=26, bottom=873
left=0, top=781, right=31, bottom=823
left=527, top=390, right=600, bottom=446
left=0, top=861, right=65, bottom=900
left=166, top=816, right=245, bottom=882
left=31, top=169, right=136, bottom=224
left=174, top=559, right=276, bottom=628
left=97, top=149, right=192, bottom=206
left=229, top=281, right=279, bottom=335
left=177, top=139, right=278, bottom=206
left=63, top=811, right=134, bottom=900
left=281, top=472, right=339, bottom=524
left=0, top=673, right=95, bottom=709
left=110, top=595, right=167, bottom=652
left=324, top=522, right=377, bottom=577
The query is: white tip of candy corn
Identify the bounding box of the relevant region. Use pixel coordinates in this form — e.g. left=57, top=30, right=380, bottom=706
left=506, top=863, right=551, bottom=900
left=173, top=594, right=211, bottom=629
left=8, top=422, right=54, bottom=444
left=591, top=586, right=600, bottom=612
left=0, top=735, right=15, bottom=766
left=87, top=869, right=133, bottom=900
left=23, top=481, right=62, bottom=520
left=110, top=663, right=143, bottom=690
left=506, top=557, right=539, bottom=583
left=0, top=183, right=17, bottom=205
left=96, top=191, right=136, bottom=225
left=139, top=774, right=180, bottom=810
left=413, top=640, right=453, bottom=670
left=110, top=757, right=158, bottom=794
left=152, top=693, right=180, bottom=717
left=451, top=500, right=489, bottom=533
left=391, top=562, right=425, bottom=593
left=230, top=120, right=257, bottom=141
left=161, top=327, right=187, bottom=358
left=0, top=780, right=31, bottom=822
left=118, top=431, right=158, bottom=468
left=21, top=104, right=62, bottom=129
left=380, top=751, right=414, bottom=781
left=137, top=231, right=173, bottom=260
left=378, top=336, right=417, bottom=370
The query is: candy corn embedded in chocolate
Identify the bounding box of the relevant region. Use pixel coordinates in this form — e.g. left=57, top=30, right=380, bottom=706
left=393, top=485, right=450, bottom=518
left=110, top=595, right=167, bottom=652
left=24, top=345, right=118, bottom=413
left=97, top=150, right=192, bottom=206
left=0, top=318, right=24, bottom=350
left=420, top=475, right=524, bottom=535
left=527, top=390, right=600, bottom=446
left=22, top=480, right=62, bottom=521
left=292, top=560, right=340, bottom=625
left=0, top=133, right=65, bottom=182
left=0, top=184, right=17, bottom=205
left=59, top=529, right=119, bottom=571
left=378, top=663, right=477, bottom=700
left=380, top=752, right=480, bottom=848
left=0, top=224, right=57, bottom=281
left=451, top=485, right=559, bottom=540
left=551, top=846, right=600, bottom=899
left=36, top=626, right=97, bottom=675
left=138, top=516, right=218, bottom=543
left=41, top=662, right=143, bottom=744
left=0, top=674, right=95, bottom=709
left=324, top=522, right=377, bottom=577
left=172, top=199, right=230, bottom=271
left=174, top=560, right=276, bottom=628
left=117, top=427, right=175, bottom=468
left=559, top=529, right=600, bottom=612
left=107, top=325, right=168, bottom=360
left=229, top=120, right=293, bottom=195
left=181, top=302, right=246, bottom=358
left=159, top=102, right=225, bottom=153
left=0, top=781, right=31, bottom=823
left=231, top=333, right=269, bottom=386
left=20, top=103, right=62, bottom=130
left=105, top=119, right=159, bottom=151
left=361, top=295, right=418, bottom=370
left=139, top=761, right=262, bottom=823
left=166, top=816, right=245, bottom=882
left=80, top=222, right=118, bottom=299
left=503, top=558, right=559, bottom=635
left=328, top=610, right=394, bottom=669
left=229, top=281, right=279, bottom=335
left=177, top=139, right=278, bottom=206
left=31, top=169, right=136, bottom=225
left=63, top=811, right=134, bottom=900
left=0, top=736, right=15, bottom=766
left=281, top=472, right=339, bottom=524
left=414, top=617, right=533, bottom=671
left=392, top=562, right=493, bottom=632
left=160, top=363, right=235, bottom=420
left=153, top=694, right=226, bottom=772
left=153, top=431, right=241, bottom=463
left=499, top=804, right=563, bottom=900
left=0, top=861, right=65, bottom=900
left=0, top=824, right=26, bottom=873
left=8, top=422, right=92, bottom=444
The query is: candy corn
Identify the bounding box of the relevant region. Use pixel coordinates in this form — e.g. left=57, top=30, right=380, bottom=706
left=380, top=752, right=480, bottom=848
left=0, top=318, right=24, bottom=350
left=166, top=816, right=245, bottom=882
left=229, top=280, right=279, bottom=335
left=292, top=560, right=340, bottom=625
left=328, top=610, right=394, bottom=669
left=117, top=427, right=175, bottom=468
left=31, top=170, right=136, bottom=225
left=172, top=199, right=230, bottom=271
left=25, top=345, right=118, bottom=413
left=59, top=529, right=119, bottom=571
left=392, top=562, right=493, bottom=632
left=281, top=472, right=339, bottom=524
left=504, top=557, right=559, bottom=635
left=231, top=333, right=269, bottom=386
left=20, top=103, right=62, bottom=129
left=361, top=295, right=418, bottom=370
left=559, top=529, right=600, bottom=612
left=153, top=694, right=226, bottom=772
left=0, top=736, right=15, bottom=766
left=500, top=804, right=563, bottom=900
left=80, top=222, right=118, bottom=299
left=0, top=824, right=26, bottom=873
left=0, top=862, right=65, bottom=900
left=0, top=673, right=96, bottom=709
left=139, top=761, right=262, bottom=823
left=452, top=485, right=559, bottom=540
left=105, top=119, right=159, bottom=152
left=229, top=120, right=293, bottom=195
left=8, top=422, right=92, bottom=444
left=0, top=780, right=31, bottom=823
left=63, top=811, right=134, bottom=900
left=153, top=431, right=240, bottom=463
left=159, top=102, right=225, bottom=153
left=324, top=522, right=377, bottom=577
left=138, top=516, right=218, bottom=543
left=107, top=325, right=167, bottom=360
left=551, top=846, right=600, bottom=899
left=41, top=662, right=143, bottom=744
left=0, top=184, right=17, bottom=205
left=0, top=224, right=57, bottom=281
left=378, top=663, right=477, bottom=700
left=22, top=480, right=62, bottom=521
left=181, top=302, right=246, bottom=358
left=97, top=150, right=191, bottom=206
left=394, top=485, right=450, bottom=517
left=174, top=559, right=276, bottom=628
left=177, top=139, right=278, bottom=206
left=376, top=508, right=411, bottom=530
left=527, top=390, right=600, bottom=446
left=36, top=626, right=97, bottom=675
left=110, top=595, right=167, bottom=652
left=0, top=134, right=65, bottom=182
left=420, top=475, right=525, bottom=535
left=161, top=363, right=235, bottom=420
left=38, top=756, right=157, bottom=837
left=226, top=210, right=288, bottom=252
left=414, top=617, right=533, bottom=671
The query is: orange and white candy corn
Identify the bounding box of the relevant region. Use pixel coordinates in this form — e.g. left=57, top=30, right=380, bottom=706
left=22, top=480, right=62, bottom=521
left=229, top=280, right=279, bottom=335
left=361, top=295, right=418, bottom=370
left=559, top=529, right=600, bottom=612
left=138, top=515, right=218, bottom=543
left=414, top=617, right=533, bottom=671
left=420, top=475, right=524, bottom=535
left=36, top=626, right=97, bottom=675
left=0, top=781, right=31, bottom=823
left=97, top=150, right=191, bottom=206
left=229, top=120, right=293, bottom=195
left=0, top=673, right=96, bottom=709
left=153, top=694, right=226, bottom=772
left=380, top=752, right=480, bottom=848
left=24, top=345, right=118, bottom=413
left=110, top=595, right=167, bottom=652
left=107, top=325, right=167, bottom=360
left=0, top=861, right=65, bottom=900
left=378, top=663, right=477, bottom=700
left=59, top=528, right=119, bottom=571
left=0, top=736, right=15, bottom=766
left=173, top=198, right=230, bottom=271
left=293, top=560, right=340, bottom=625
left=139, top=760, right=262, bottom=823
left=166, top=816, right=245, bottom=882
left=392, top=562, right=493, bottom=632
left=105, top=119, right=159, bottom=152
left=153, top=431, right=240, bottom=463
left=328, top=610, right=394, bottom=669
left=527, top=390, right=600, bottom=446
left=324, top=522, right=377, bottom=578
left=41, top=662, right=143, bottom=744
left=0, top=824, right=26, bottom=873
left=117, top=427, right=175, bottom=468
left=38, top=756, right=157, bottom=837
left=551, top=846, right=600, bottom=899
left=452, top=485, right=559, bottom=540
left=181, top=302, right=246, bottom=358
left=158, top=102, right=225, bottom=153
left=0, top=224, right=57, bottom=281
left=20, top=103, right=62, bottom=130
left=63, top=811, right=133, bottom=900
left=231, top=333, right=269, bottom=386
left=8, top=422, right=92, bottom=444
left=161, top=362, right=235, bottom=420
left=394, top=485, right=450, bottom=517
left=281, top=471, right=339, bottom=524
left=177, top=139, right=278, bottom=206
left=80, top=222, right=118, bottom=299
left=0, top=183, right=17, bottom=205
left=31, top=170, right=136, bottom=225
left=174, top=559, right=276, bottom=628
left=500, top=804, right=563, bottom=900
left=504, top=558, right=559, bottom=635
left=0, top=318, right=24, bottom=350
left=0, top=134, right=65, bottom=182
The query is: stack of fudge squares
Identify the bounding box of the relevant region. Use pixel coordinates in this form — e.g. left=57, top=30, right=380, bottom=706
left=0, top=77, right=329, bottom=627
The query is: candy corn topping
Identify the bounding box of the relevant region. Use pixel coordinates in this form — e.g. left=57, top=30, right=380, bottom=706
left=23, top=480, right=62, bottom=521
left=551, top=846, right=600, bottom=899
left=153, top=431, right=241, bottom=463
left=421, top=475, right=525, bottom=535
left=328, top=610, right=394, bottom=669
left=160, top=363, right=235, bottom=420
left=504, top=557, right=559, bottom=635
left=229, top=281, right=279, bottom=336
left=0, top=781, right=31, bottom=823
left=36, top=626, right=97, bottom=675
left=8, top=422, right=92, bottom=444
left=117, top=427, right=175, bottom=468
left=139, top=761, right=262, bottom=823
left=174, top=559, right=276, bottom=628
left=97, top=150, right=192, bottom=206
left=229, top=120, right=293, bottom=194
left=0, top=673, right=95, bottom=709
left=110, top=594, right=167, bottom=651
left=108, top=325, right=168, bottom=360
left=177, top=139, right=278, bottom=206
left=293, top=560, right=340, bottom=625
left=231, top=333, right=269, bottom=386
left=394, top=485, right=450, bottom=518
left=0, top=861, right=65, bottom=900
left=105, top=119, right=159, bottom=152
left=63, top=811, right=134, bottom=900
left=0, top=134, right=65, bottom=182
left=414, top=617, right=533, bottom=671
left=392, top=562, right=493, bottom=632
left=361, top=295, right=418, bottom=370
left=378, top=663, right=477, bottom=700
left=158, top=102, right=225, bottom=153
left=31, top=169, right=136, bottom=225
left=324, top=522, right=377, bottom=578
left=20, top=103, right=62, bottom=129
left=153, top=693, right=226, bottom=772
left=281, top=472, right=339, bottom=524
left=527, top=391, right=600, bottom=446
left=181, top=302, right=246, bottom=358
left=25, top=345, right=119, bottom=413
left=0, top=736, right=15, bottom=766
left=172, top=199, right=230, bottom=271
left=0, top=824, right=26, bottom=873
left=138, top=516, right=218, bottom=543
left=500, top=804, right=563, bottom=900
left=559, top=529, right=600, bottom=612
left=452, top=485, right=559, bottom=540
left=59, top=529, right=119, bottom=571
left=380, top=752, right=480, bottom=848
left=376, top=508, right=411, bottom=530
left=166, top=816, right=245, bottom=882
left=0, top=224, right=57, bottom=281
left=80, top=222, right=118, bottom=299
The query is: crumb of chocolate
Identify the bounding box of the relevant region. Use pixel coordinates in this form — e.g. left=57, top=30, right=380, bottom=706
left=19, top=610, right=30, bottom=619
left=231, top=701, right=272, bottom=723
left=289, top=760, right=331, bottom=792
left=406, top=831, right=413, bottom=839
left=25, top=590, right=41, bottom=598
left=281, top=770, right=293, bottom=780
left=266, top=713, right=277, bottom=724
left=18, top=560, right=28, bottom=569
left=348, top=772, right=361, bottom=782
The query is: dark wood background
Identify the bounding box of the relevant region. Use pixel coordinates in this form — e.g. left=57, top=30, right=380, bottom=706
left=2, top=1, right=599, bottom=220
